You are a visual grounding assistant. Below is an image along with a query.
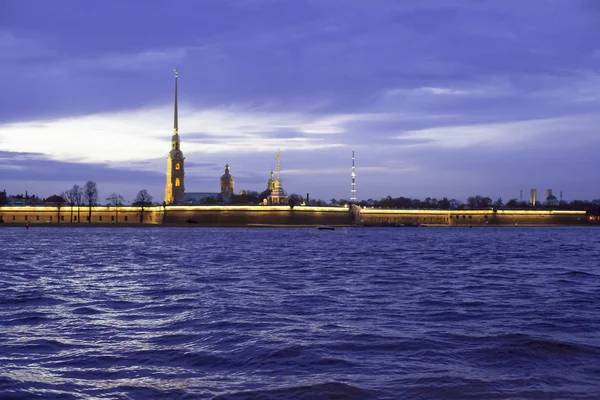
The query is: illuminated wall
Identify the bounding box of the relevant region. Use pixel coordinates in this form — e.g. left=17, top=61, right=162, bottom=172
left=0, top=206, right=163, bottom=224
left=0, top=206, right=590, bottom=227
left=358, top=208, right=587, bottom=226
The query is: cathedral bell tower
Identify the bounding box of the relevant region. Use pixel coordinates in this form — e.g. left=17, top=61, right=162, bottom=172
left=165, top=69, right=185, bottom=204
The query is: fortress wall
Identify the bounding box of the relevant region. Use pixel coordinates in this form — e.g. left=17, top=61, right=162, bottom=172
left=359, top=208, right=587, bottom=226
left=0, top=206, right=588, bottom=227
left=487, top=210, right=586, bottom=226
left=0, top=206, right=160, bottom=225
left=163, top=205, right=351, bottom=226
left=359, top=209, right=450, bottom=226
left=0, top=205, right=350, bottom=226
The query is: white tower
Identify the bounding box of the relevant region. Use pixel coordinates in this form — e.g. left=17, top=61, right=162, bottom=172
left=530, top=188, right=537, bottom=206
left=350, top=150, right=356, bottom=203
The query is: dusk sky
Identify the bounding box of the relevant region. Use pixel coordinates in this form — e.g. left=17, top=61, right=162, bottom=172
left=1, top=0, right=599, bottom=203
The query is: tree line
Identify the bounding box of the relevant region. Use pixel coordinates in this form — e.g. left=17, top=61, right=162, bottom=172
left=182, top=190, right=600, bottom=211
left=346, top=195, right=600, bottom=211
left=62, top=181, right=154, bottom=223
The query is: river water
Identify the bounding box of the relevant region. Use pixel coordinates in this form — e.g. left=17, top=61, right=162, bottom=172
left=0, top=227, right=599, bottom=399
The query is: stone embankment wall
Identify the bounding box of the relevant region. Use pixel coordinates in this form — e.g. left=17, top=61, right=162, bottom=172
left=0, top=205, right=593, bottom=227
left=0, top=205, right=351, bottom=226
left=0, top=206, right=162, bottom=225
left=358, top=208, right=590, bottom=226
left=162, top=205, right=351, bottom=226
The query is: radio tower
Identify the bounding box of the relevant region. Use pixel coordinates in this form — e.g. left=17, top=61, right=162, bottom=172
left=350, top=150, right=357, bottom=203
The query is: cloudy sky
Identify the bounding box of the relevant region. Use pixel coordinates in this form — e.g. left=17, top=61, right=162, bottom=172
left=1, top=0, right=599, bottom=203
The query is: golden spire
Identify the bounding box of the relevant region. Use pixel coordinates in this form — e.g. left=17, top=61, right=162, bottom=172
left=173, top=69, right=179, bottom=135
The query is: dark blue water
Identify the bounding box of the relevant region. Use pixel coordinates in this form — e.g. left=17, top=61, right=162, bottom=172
left=1, top=227, right=599, bottom=399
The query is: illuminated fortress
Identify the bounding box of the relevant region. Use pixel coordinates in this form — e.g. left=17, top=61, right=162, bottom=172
left=0, top=72, right=595, bottom=227
left=164, top=70, right=288, bottom=206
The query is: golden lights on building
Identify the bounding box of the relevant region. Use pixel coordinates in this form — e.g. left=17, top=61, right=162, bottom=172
left=165, top=69, right=185, bottom=204
left=164, top=71, right=288, bottom=205
left=220, top=164, right=234, bottom=200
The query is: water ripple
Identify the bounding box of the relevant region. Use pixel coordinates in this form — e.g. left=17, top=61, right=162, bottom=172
left=1, top=226, right=599, bottom=399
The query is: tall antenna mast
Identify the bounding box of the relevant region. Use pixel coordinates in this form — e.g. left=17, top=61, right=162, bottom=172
left=351, top=149, right=356, bottom=203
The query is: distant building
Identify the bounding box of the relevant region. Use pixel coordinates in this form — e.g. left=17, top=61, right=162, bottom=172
left=0, top=190, right=6, bottom=205
left=266, top=150, right=288, bottom=205
left=44, top=194, right=67, bottom=207
left=9, top=192, right=45, bottom=206
left=267, top=180, right=288, bottom=205
left=267, top=170, right=276, bottom=191
left=165, top=69, right=185, bottom=204
left=530, top=189, right=537, bottom=206
left=258, top=171, right=275, bottom=203
left=545, top=189, right=558, bottom=207
left=220, top=164, right=234, bottom=201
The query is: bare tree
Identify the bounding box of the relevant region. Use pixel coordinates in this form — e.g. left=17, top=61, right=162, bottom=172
left=106, top=193, right=125, bottom=224
left=133, top=189, right=153, bottom=223
left=62, top=189, right=75, bottom=223
left=289, top=193, right=304, bottom=206
left=83, top=181, right=98, bottom=223
left=63, top=184, right=84, bottom=223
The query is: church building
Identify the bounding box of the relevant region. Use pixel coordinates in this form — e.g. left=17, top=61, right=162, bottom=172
left=266, top=150, right=288, bottom=205
left=220, top=164, right=235, bottom=201
left=165, top=69, right=185, bottom=204
left=163, top=71, right=292, bottom=206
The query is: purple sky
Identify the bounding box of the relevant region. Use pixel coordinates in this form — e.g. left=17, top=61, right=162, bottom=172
left=1, top=0, right=599, bottom=203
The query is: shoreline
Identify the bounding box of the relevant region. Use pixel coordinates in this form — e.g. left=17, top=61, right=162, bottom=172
left=0, top=223, right=595, bottom=228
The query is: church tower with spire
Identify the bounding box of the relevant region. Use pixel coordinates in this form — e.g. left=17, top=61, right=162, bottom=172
left=165, top=69, right=185, bottom=204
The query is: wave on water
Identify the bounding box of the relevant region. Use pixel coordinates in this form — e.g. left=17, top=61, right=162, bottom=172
left=214, top=381, right=381, bottom=400
left=1, top=227, right=599, bottom=399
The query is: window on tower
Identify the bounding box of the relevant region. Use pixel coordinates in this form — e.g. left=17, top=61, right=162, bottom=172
left=175, top=178, right=180, bottom=187
left=176, top=163, right=180, bottom=170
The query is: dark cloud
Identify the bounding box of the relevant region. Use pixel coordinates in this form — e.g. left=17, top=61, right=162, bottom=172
left=0, top=152, right=161, bottom=183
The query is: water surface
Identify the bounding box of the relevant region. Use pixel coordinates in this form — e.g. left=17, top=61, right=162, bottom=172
left=1, top=227, right=599, bottom=399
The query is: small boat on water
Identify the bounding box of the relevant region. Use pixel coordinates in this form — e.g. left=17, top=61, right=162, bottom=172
left=317, top=225, right=335, bottom=230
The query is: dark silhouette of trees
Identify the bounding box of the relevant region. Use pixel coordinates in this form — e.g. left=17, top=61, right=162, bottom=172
left=355, top=196, right=464, bottom=209
left=230, top=190, right=260, bottom=204
left=288, top=193, right=304, bottom=206
left=134, top=189, right=153, bottom=223
left=106, top=193, right=125, bottom=223
left=63, top=184, right=83, bottom=223
left=438, top=197, right=451, bottom=209
left=62, top=189, right=75, bottom=223
left=345, top=194, right=600, bottom=212
left=83, top=181, right=98, bottom=223
left=506, top=198, right=519, bottom=208
left=467, top=195, right=492, bottom=208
